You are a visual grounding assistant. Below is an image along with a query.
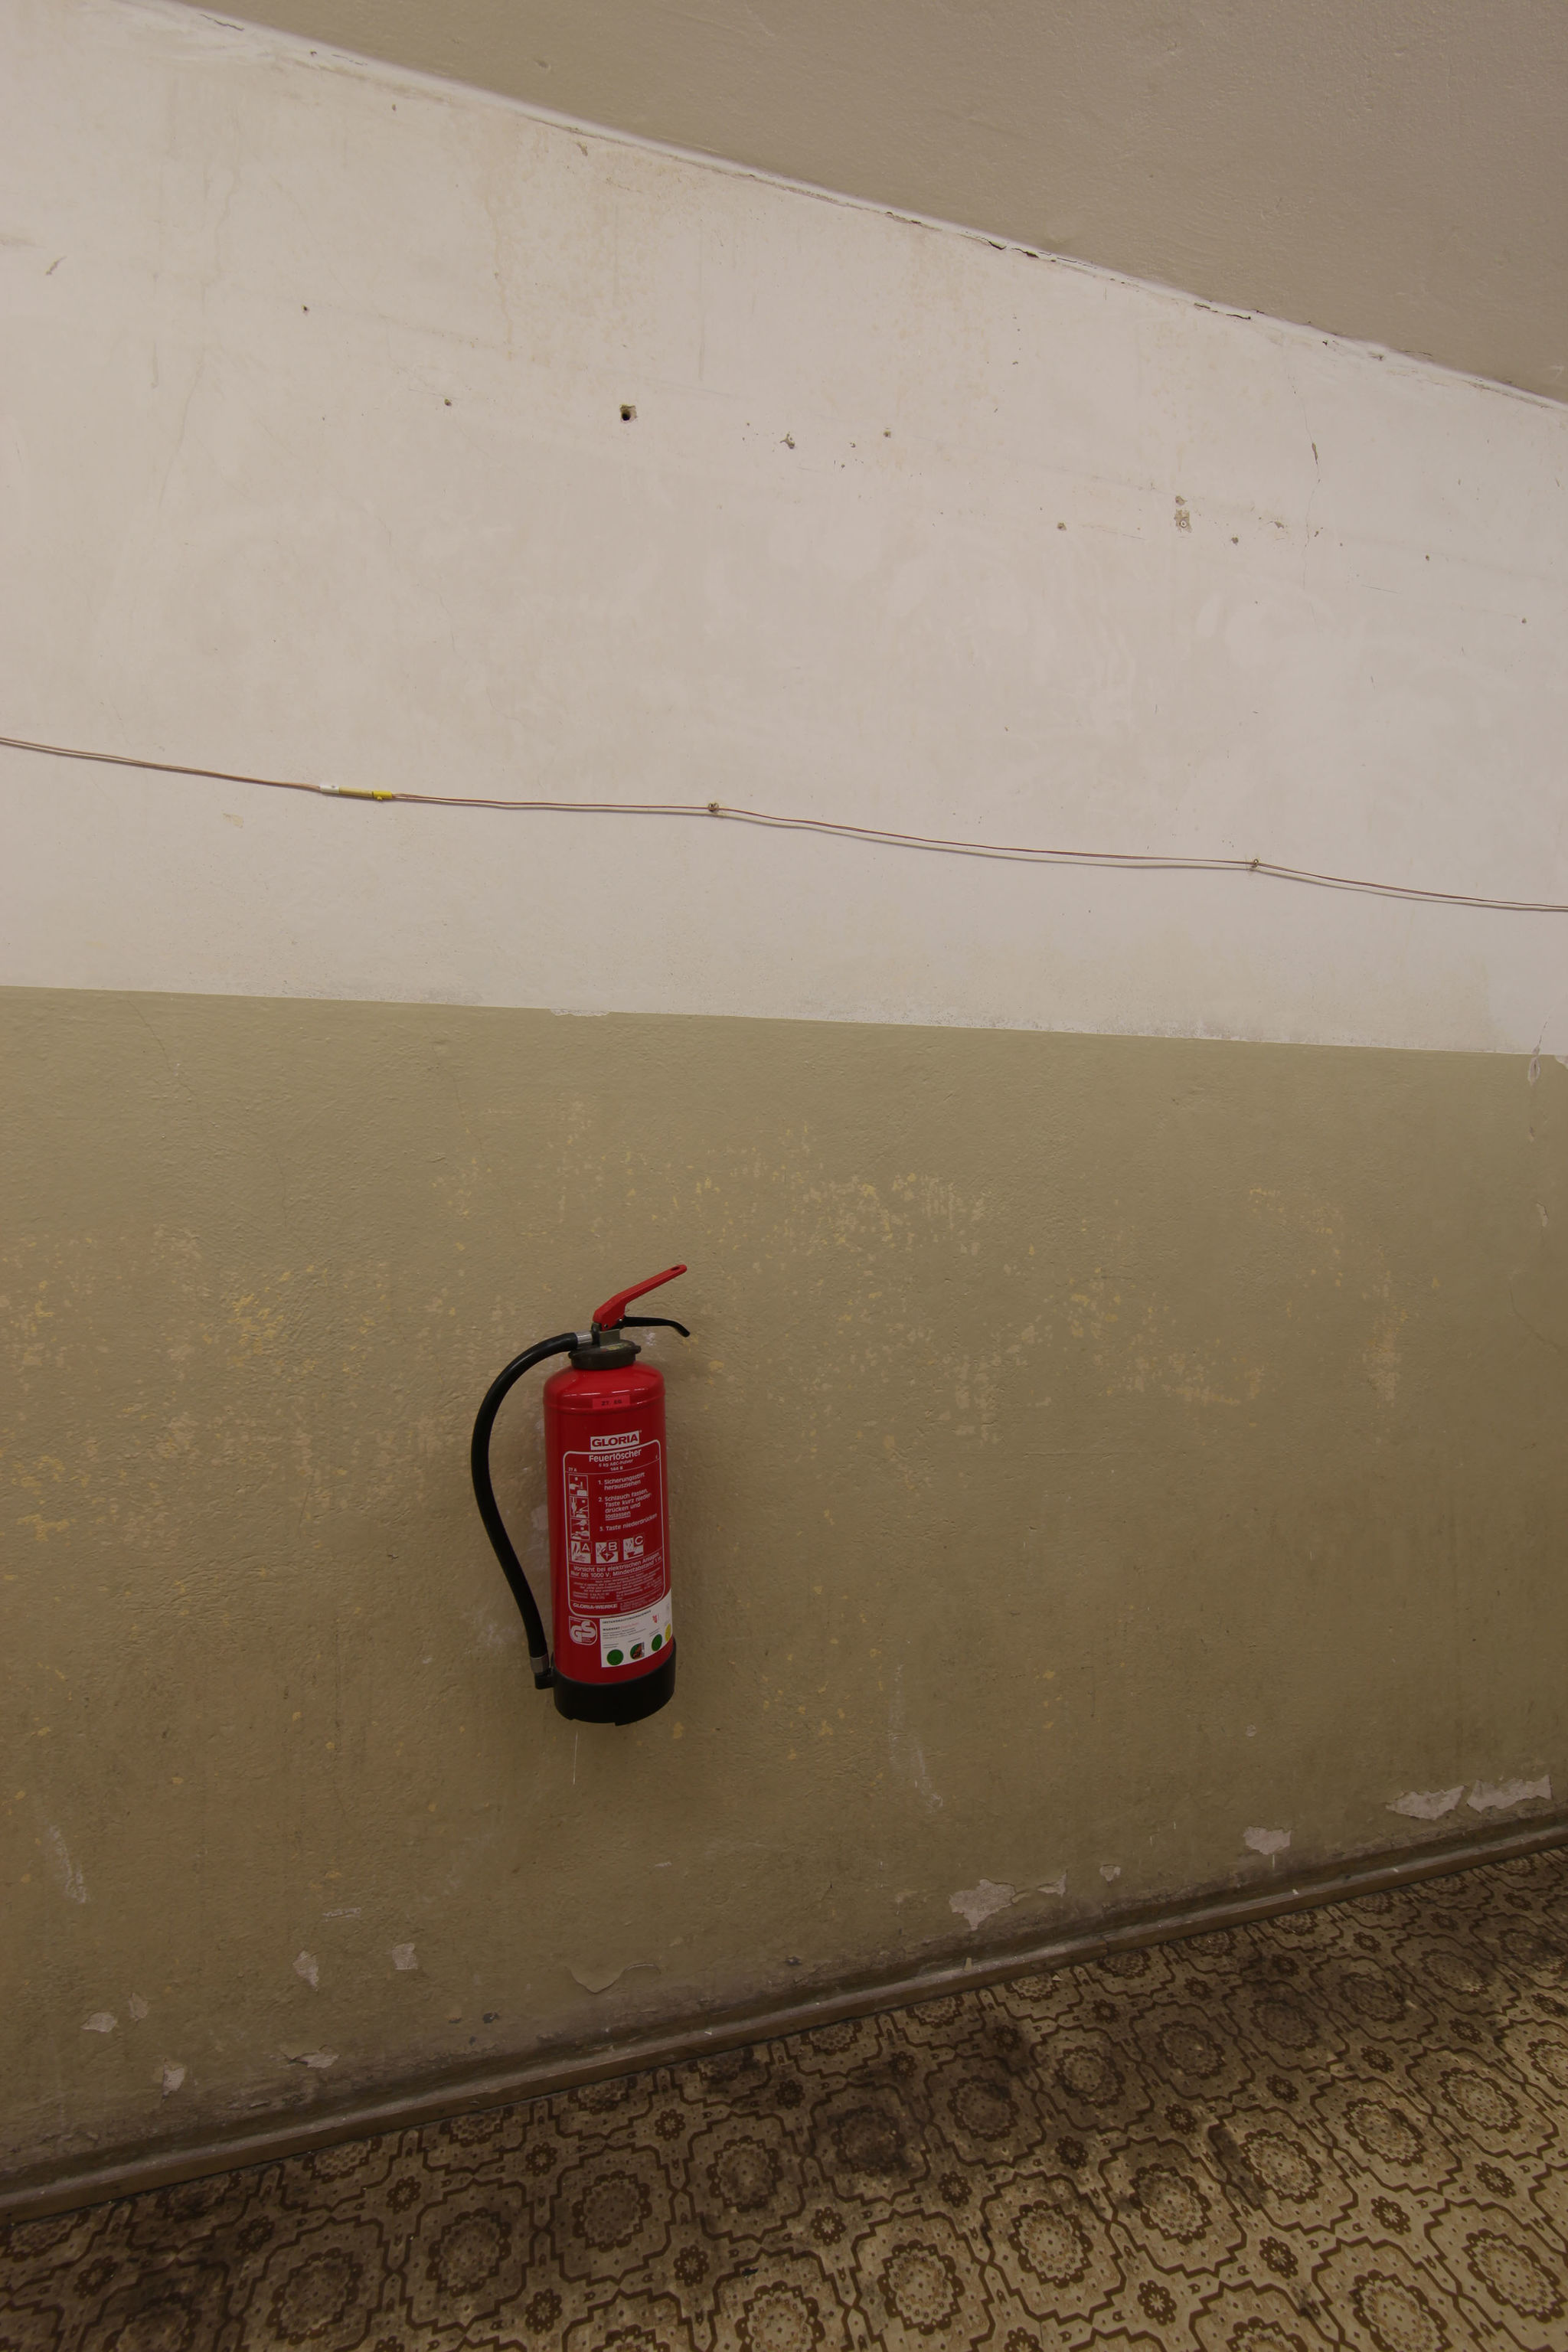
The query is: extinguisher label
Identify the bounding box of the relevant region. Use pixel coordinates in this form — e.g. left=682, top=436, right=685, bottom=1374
left=562, top=1437, right=668, bottom=1621
left=599, top=1593, right=671, bottom=1670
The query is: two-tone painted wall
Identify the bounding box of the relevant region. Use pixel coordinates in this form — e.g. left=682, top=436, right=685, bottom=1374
left=2, top=0, right=1566, bottom=2192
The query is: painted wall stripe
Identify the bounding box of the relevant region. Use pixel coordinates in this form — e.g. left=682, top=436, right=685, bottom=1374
left=2, top=0, right=1566, bottom=1050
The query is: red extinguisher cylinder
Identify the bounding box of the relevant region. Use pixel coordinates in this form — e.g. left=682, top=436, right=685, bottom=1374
left=469, top=1266, right=687, bottom=1727
left=545, top=1346, right=675, bottom=1723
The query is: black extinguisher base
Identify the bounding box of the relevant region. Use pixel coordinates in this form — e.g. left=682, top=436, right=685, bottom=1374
left=552, top=1654, right=676, bottom=1726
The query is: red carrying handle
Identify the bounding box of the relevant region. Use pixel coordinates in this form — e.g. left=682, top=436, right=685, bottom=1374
left=593, top=1264, right=687, bottom=1331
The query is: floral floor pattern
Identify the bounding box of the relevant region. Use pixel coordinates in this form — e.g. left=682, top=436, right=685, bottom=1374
left=4, top=1847, right=1568, bottom=2350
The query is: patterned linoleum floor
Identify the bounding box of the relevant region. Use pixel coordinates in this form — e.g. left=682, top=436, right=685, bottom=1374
left=5, top=1851, right=1568, bottom=2352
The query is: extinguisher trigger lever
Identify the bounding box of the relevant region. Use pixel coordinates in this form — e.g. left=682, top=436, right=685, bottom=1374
left=590, top=1263, right=687, bottom=1332
left=619, top=1314, right=691, bottom=1338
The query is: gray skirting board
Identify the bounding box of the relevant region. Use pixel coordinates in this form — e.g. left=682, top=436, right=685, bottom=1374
left=4, top=1810, right=1564, bottom=2223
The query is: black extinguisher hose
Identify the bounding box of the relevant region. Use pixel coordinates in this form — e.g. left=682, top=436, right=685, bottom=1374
left=469, top=1332, right=580, bottom=1687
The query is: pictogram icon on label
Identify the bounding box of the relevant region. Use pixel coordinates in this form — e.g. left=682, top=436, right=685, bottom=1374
left=600, top=1593, right=671, bottom=1670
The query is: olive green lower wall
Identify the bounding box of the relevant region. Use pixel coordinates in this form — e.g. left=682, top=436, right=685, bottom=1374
left=3, top=988, right=1564, bottom=2183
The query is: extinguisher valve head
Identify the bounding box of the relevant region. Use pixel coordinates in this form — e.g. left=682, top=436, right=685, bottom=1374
left=572, top=1334, right=642, bottom=1370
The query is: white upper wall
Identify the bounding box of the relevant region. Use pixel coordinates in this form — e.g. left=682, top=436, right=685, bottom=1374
left=2, top=0, right=1566, bottom=1054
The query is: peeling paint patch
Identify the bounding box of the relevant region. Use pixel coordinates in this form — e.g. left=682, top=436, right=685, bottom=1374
left=390, top=1943, right=417, bottom=1971
left=160, top=2060, right=185, bottom=2095
left=44, top=1826, right=86, bottom=1904
left=1244, top=1828, right=1292, bottom=1855
left=1363, top=1308, right=1404, bottom=1404
left=129, top=1993, right=149, bottom=2020
left=1037, top=1873, right=1067, bottom=1896
left=280, top=2044, right=337, bottom=2068
left=949, top=1880, right=1016, bottom=1930
left=1390, top=1787, right=1464, bottom=1820
left=1099, top=1864, right=1121, bottom=1883
left=889, top=1666, right=942, bottom=1813
left=569, top=1960, right=659, bottom=1994
left=469, top=1606, right=518, bottom=1653
left=293, top=1950, right=319, bottom=1988
left=1468, top=1775, right=1551, bottom=1812
left=82, top=2011, right=116, bottom=2034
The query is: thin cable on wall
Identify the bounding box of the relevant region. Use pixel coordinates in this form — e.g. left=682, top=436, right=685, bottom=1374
left=2, top=728, right=1564, bottom=917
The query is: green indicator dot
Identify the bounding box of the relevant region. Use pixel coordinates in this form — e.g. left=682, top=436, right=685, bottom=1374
left=606, top=1648, right=624, bottom=1665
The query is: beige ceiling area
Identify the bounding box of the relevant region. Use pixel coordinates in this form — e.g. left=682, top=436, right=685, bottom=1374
left=197, top=0, right=1564, bottom=400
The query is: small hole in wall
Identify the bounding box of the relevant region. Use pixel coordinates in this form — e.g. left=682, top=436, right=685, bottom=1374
left=620, top=404, right=637, bottom=422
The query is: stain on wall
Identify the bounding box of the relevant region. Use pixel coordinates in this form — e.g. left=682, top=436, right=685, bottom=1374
left=2, top=988, right=1563, bottom=2177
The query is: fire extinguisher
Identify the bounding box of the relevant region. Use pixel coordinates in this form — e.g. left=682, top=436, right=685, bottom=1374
left=470, top=1266, right=690, bottom=1724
